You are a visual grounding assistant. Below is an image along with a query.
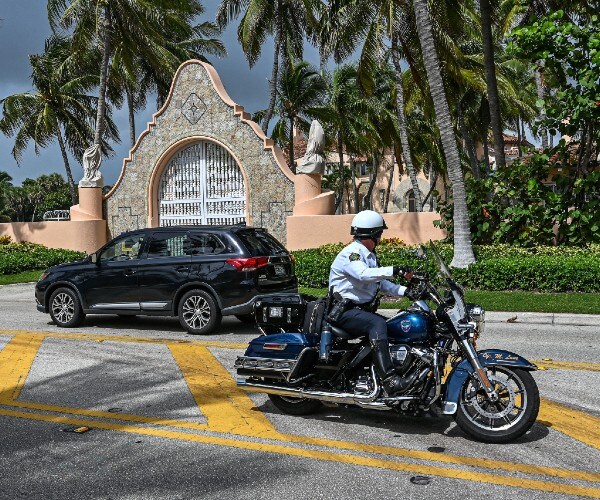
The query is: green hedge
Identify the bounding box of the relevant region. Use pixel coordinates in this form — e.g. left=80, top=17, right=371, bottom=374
left=292, top=241, right=600, bottom=292
left=0, top=243, right=86, bottom=275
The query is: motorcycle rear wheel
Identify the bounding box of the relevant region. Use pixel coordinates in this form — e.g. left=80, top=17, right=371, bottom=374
left=454, top=366, right=539, bottom=443
left=268, top=395, right=322, bottom=415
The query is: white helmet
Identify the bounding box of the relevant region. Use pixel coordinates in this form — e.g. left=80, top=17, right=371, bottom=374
left=350, top=210, right=388, bottom=239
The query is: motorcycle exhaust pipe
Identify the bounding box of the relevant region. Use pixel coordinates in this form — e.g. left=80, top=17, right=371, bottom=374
left=236, top=366, right=382, bottom=405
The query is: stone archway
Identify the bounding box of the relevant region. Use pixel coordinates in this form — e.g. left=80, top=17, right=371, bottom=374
left=392, top=178, right=434, bottom=212
left=104, top=60, right=295, bottom=243
left=156, top=140, right=246, bottom=226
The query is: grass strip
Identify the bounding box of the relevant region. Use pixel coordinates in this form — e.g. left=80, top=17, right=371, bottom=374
left=0, top=270, right=44, bottom=286
left=299, top=287, right=600, bottom=314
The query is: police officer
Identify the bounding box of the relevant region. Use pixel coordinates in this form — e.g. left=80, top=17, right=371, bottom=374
left=328, top=210, right=415, bottom=395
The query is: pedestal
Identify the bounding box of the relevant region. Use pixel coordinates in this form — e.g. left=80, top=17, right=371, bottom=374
left=70, top=187, right=103, bottom=221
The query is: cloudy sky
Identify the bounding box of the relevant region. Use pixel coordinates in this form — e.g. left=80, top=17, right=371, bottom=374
left=0, top=2, right=319, bottom=186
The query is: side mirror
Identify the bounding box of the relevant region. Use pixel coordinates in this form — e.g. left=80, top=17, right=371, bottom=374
left=415, top=247, right=427, bottom=260
left=90, top=253, right=98, bottom=264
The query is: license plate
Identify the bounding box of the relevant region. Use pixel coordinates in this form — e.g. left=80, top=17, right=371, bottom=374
left=269, top=306, right=283, bottom=318
left=273, top=264, right=286, bottom=276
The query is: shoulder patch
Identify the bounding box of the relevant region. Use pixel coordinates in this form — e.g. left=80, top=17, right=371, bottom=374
left=349, top=252, right=361, bottom=262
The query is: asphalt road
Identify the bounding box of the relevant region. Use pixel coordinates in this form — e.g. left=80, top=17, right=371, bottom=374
left=0, top=283, right=599, bottom=499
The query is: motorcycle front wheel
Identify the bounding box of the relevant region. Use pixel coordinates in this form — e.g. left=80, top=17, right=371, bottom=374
left=268, top=394, right=322, bottom=415
left=454, top=366, right=539, bottom=443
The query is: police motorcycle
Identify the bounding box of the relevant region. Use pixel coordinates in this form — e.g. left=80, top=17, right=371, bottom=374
left=235, top=242, right=540, bottom=443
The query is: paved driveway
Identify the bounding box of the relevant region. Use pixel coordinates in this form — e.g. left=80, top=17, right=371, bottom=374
left=0, top=283, right=599, bottom=499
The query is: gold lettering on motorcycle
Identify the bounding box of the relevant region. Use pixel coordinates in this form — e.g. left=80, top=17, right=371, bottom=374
left=495, top=354, right=503, bottom=359
left=506, top=355, right=518, bottom=360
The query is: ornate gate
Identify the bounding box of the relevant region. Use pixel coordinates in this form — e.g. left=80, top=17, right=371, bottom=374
left=158, top=141, right=246, bottom=226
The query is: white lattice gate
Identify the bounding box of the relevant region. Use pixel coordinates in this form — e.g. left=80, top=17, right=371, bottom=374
left=158, top=141, right=246, bottom=226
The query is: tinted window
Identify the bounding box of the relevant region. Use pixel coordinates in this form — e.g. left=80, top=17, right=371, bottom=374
left=147, top=232, right=187, bottom=258
left=188, top=233, right=227, bottom=255
left=236, top=230, right=287, bottom=256
left=100, top=234, right=145, bottom=262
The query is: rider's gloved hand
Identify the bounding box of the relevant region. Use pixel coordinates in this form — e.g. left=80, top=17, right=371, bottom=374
left=404, top=286, right=421, bottom=301
left=393, top=266, right=414, bottom=280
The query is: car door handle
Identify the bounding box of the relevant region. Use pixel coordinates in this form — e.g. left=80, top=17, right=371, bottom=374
left=176, top=266, right=190, bottom=273
left=124, top=269, right=136, bottom=276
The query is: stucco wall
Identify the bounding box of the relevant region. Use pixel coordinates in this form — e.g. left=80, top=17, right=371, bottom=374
left=0, top=221, right=107, bottom=254
left=104, top=60, right=294, bottom=244
left=286, top=213, right=445, bottom=250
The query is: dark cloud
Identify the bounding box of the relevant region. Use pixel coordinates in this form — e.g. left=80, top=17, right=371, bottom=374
left=0, top=2, right=320, bottom=186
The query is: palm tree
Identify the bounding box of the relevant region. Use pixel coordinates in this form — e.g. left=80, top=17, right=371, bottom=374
left=0, top=35, right=117, bottom=205
left=480, top=0, right=506, bottom=169
left=411, top=0, right=475, bottom=267
left=0, top=171, right=14, bottom=222
left=48, top=0, right=206, bottom=154
left=315, top=64, right=379, bottom=213
left=270, top=61, right=326, bottom=173
left=108, top=16, right=226, bottom=148
left=216, top=0, right=320, bottom=133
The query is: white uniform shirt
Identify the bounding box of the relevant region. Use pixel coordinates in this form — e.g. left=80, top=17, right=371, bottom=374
left=328, top=240, right=407, bottom=304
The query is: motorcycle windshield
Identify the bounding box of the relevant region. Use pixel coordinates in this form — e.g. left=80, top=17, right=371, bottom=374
left=429, top=241, right=453, bottom=281
left=428, top=241, right=467, bottom=323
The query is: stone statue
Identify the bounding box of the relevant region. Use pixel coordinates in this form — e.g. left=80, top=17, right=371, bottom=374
left=79, top=144, right=104, bottom=188
left=297, top=120, right=325, bottom=175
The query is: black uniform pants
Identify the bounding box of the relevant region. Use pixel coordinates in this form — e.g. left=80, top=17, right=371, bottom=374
left=335, top=308, right=388, bottom=341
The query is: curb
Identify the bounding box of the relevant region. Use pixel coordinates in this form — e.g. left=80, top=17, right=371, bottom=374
left=485, top=311, right=600, bottom=327
left=378, top=309, right=600, bottom=327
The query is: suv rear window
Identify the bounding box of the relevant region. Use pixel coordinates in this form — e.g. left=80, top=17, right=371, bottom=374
left=236, top=230, right=288, bottom=256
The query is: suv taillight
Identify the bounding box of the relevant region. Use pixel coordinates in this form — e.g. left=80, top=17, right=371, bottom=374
left=226, top=257, right=269, bottom=271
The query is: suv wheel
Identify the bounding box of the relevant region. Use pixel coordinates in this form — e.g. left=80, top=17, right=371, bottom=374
left=178, top=289, right=221, bottom=335
left=49, top=287, right=85, bottom=328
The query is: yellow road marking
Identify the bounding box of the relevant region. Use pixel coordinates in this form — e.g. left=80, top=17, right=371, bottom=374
left=1, top=408, right=599, bottom=499
left=168, top=344, right=280, bottom=437
left=0, top=334, right=44, bottom=402
left=533, top=360, right=600, bottom=372
left=1, top=330, right=599, bottom=489
left=4, top=399, right=209, bottom=431
left=0, top=328, right=246, bottom=349
left=539, top=398, right=600, bottom=451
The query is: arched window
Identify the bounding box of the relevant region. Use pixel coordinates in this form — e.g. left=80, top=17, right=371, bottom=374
left=407, top=190, right=416, bottom=212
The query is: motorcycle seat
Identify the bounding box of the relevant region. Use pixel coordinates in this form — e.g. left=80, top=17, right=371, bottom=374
left=331, top=325, right=353, bottom=339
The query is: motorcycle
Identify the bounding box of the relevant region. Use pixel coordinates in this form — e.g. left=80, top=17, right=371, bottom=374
left=235, top=242, right=540, bottom=443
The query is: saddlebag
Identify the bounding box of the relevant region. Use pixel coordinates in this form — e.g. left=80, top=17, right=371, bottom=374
left=235, top=332, right=319, bottom=380
left=253, top=294, right=306, bottom=332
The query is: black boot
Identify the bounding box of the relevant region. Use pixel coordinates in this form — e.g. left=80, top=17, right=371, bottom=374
left=370, top=339, right=414, bottom=395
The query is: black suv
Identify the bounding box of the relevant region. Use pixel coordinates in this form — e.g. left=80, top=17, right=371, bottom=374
left=35, top=226, right=297, bottom=334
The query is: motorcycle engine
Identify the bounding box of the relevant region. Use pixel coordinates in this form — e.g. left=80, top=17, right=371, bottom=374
left=389, top=344, right=413, bottom=373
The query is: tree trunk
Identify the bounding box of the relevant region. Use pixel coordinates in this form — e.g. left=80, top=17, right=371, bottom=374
left=391, top=34, right=422, bottom=211
left=456, top=95, right=480, bottom=179
left=126, top=85, right=136, bottom=149
left=56, top=125, right=77, bottom=206
left=516, top=116, right=523, bottom=157
left=412, top=0, right=475, bottom=267
left=350, top=157, right=358, bottom=213
left=422, top=163, right=437, bottom=210
left=384, top=151, right=395, bottom=213
left=94, top=4, right=112, bottom=147
left=288, top=117, right=295, bottom=173
left=481, top=100, right=491, bottom=172
left=535, top=66, right=548, bottom=149
left=363, top=156, right=378, bottom=210
left=337, top=132, right=345, bottom=214
left=262, top=0, right=282, bottom=133
left=480, top=0, right=505, bottom=170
